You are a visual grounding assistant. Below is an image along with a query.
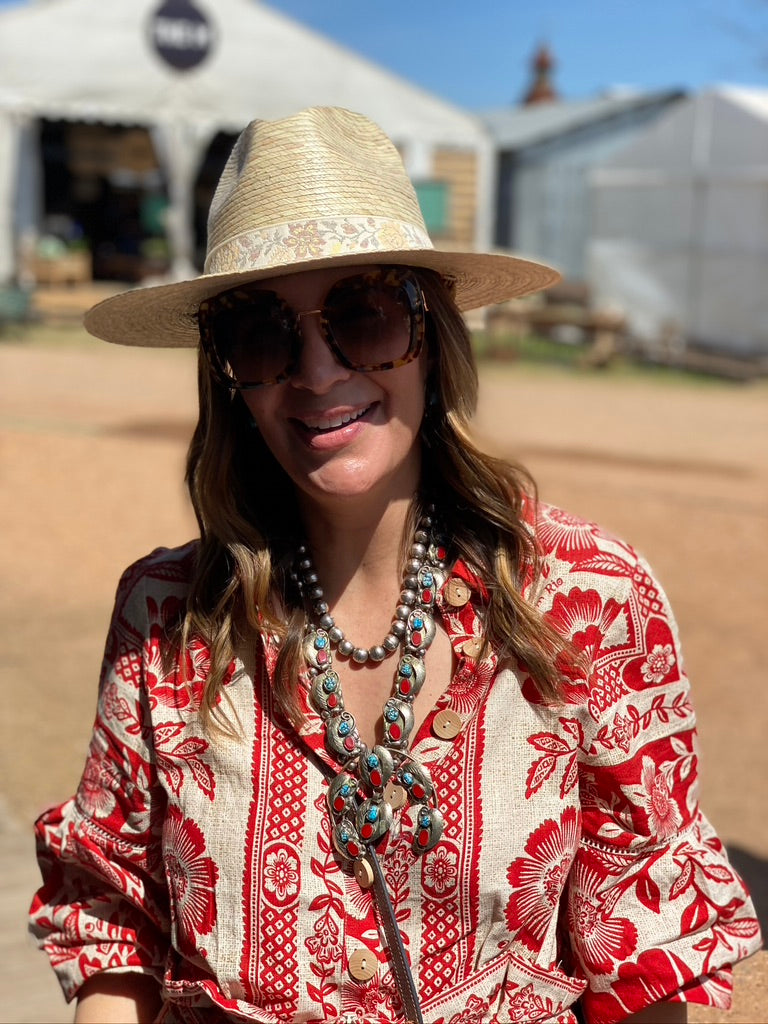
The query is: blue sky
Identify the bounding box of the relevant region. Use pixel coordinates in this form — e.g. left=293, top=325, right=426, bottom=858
left=0, top=0, right=766, bottom=108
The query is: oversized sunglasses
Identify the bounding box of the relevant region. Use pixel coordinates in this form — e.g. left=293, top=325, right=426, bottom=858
left=198, top=267, right=427, bottom=389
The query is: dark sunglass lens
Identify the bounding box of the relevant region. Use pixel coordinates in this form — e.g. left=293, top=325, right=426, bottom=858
left=211, top=293, right=293, bottom=386
left=326, top=277, right=414, bottom=368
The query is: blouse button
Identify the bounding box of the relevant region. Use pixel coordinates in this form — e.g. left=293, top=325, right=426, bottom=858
left=348, top=947, right=378, bottom=982
left=433, top=709, right=462, bottom=740
left=461, top=636, right=484, bottom=659
left=354, top=857, right=375, bottom=890
left=444, top=578, right=471, bottom=607
left=383, top=780, right=408, bottom=810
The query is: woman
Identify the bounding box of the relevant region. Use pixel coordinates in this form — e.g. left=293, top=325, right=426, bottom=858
left=30, top=107, right=760, bottom=1024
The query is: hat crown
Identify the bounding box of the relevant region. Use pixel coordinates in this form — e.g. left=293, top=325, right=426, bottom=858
left=84, top=106, right=559, bottom=349
left=204, top=107, right=429, bottom=273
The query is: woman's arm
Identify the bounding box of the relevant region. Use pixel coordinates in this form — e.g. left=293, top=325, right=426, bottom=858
left=74, top=973, right=162, bottom=1023
left=622, top=1001, right=687, bottom=1023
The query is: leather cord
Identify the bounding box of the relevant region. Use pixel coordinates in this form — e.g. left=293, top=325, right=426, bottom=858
left=367, top=841, right=424, bottom=1024
left=304, top=746, right=423, bottom=1023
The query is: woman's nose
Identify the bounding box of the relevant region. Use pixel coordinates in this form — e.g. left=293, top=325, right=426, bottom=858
left=289, top=311, right=352, bottom=393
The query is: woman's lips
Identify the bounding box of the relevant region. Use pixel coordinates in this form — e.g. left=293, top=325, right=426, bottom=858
left=292, top=403, right=375, bottom=447
left=298, top=404, right=373, bottom=434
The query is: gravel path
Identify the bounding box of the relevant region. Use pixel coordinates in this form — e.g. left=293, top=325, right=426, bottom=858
left=2, top=330, right=766, bottom=1021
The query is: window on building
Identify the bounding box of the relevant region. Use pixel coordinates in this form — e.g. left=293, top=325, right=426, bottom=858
left=414, top=181, right=449, bottom=235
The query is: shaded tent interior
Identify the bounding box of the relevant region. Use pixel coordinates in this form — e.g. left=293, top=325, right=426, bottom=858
left=0, top=0, right=492, bottom=287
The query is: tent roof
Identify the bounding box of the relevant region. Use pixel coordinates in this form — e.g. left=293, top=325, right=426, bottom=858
left=593, top=86, right=768, bottom=172
left=0, top=0, right=486, bottom=146
left=481, top=89, right=685, bottom=150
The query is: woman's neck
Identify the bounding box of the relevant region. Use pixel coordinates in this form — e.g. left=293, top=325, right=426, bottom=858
left=298, top=492, right=412, bottom=605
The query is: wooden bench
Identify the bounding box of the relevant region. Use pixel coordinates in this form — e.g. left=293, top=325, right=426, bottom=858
left=486, top=300, right=627, bottom=367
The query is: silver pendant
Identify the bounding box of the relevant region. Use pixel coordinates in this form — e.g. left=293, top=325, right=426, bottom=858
left=358, top=744, right=395, bottom=791
left=356, top=797, right=393, bottom=844
left=418, top=564, right=446, bottom=605
left=382, top=698, right=414, bottom=748
left=399, top=761, right=435, bottom=803
left=303, top=629, right=333, bottom=672
left=310, top=670, right=344, bottom=718
left=332, top=819, right=365, bottom=860
left=326, top=711, right=362, bottom=761
left=405, top=607, right=436, bottom=653
left=395, top=654, right=426, bottom=701
left=327, top=772, right=359, bottom=817
left=412, top=805, right=445, bottom=854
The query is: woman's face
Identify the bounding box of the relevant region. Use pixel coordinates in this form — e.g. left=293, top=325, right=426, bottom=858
left=236, top=265, right=428, bottom=511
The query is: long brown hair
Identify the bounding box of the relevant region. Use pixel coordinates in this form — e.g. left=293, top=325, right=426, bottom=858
left=182, top=268, right=574, bottom=728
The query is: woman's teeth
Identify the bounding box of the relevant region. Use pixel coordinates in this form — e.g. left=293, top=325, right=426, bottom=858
left=305, top=406, right=370, bottom=432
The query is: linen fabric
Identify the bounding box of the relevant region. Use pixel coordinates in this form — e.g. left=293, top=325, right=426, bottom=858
left=29, top=503, right=761, bottom=1024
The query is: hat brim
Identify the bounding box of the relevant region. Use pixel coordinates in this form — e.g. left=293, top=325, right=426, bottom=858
left=84, top=248, right=560, bottom=348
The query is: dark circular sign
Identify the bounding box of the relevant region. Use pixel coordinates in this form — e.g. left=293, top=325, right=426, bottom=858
left=149, top=0, right=215, bottom=72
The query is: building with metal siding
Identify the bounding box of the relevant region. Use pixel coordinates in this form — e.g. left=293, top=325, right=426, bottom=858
left=483, top=90, right=686, bottom=281
left=589, top=87, right=768, bottom=357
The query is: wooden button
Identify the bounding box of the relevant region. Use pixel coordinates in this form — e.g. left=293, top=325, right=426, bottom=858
left=354, top=857, right=375, bottom=889
left=348, top=947, right=378, bottom=982
left=383, top=781, right=408, bottom=810
left=433, top=709, right=462, bottom=740
left=461, top=636, right=484, bottom=659
left=444, top=577, right=471, bottom=607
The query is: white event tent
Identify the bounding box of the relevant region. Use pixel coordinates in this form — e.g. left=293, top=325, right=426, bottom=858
left=588, top=87, right=768, bottom=357
left=0, top=0, right=493, bottom=283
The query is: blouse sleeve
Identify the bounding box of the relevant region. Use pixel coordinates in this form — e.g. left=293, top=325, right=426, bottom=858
left=29, top=556, right=171, bottom=1002
left=549, top=548, right=762, bottom=1024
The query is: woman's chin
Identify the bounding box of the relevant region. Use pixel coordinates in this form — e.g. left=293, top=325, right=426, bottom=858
left=297, top=453, right=421, bottom=510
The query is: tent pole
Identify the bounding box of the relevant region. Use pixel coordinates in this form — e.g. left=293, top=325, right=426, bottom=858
left=153, top=120, right=210, bottom=281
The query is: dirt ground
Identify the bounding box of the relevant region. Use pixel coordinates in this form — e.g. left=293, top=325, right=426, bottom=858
left=1, top=325, right=766, bottom=1021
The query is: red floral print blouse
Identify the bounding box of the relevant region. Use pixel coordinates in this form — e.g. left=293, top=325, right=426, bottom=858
left=29, top=504, right=761, bottom=1023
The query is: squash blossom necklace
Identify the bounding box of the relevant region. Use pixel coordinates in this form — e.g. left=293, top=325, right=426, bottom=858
left=296, top=511, right=447, bottom=876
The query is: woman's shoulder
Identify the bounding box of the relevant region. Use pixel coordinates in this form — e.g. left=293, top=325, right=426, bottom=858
left=110, top=540, right=199, bottom=623
left=524, top=500, right=658, bottom=614
left=531, top=500, right=642, bottom=573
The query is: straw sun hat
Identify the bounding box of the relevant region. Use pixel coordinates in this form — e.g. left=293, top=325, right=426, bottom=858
left=84, top=106, right=560, bottom=348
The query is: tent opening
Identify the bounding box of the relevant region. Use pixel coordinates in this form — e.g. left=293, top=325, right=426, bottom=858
left=37, top=119, right=170, bottom=283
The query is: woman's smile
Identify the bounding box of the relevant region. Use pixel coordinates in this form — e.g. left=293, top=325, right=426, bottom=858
left=294, top=402, right=375, bottom=443
left=242, top=265, right=426, bottom=506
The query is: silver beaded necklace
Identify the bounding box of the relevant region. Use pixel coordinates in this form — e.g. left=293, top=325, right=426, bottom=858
left=296, top=511, right=448, bottom=871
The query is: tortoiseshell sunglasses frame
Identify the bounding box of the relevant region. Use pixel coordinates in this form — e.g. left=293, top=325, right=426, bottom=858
left=198, top=266, right=427, bottom=390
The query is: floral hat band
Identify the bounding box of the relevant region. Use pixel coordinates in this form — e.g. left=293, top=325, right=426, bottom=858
left=204, top=216, right=433, bottom=276
left=84, top=106, right=560, bottom=349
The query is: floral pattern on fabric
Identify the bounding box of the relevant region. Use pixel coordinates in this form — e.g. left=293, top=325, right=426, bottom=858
left=29, top=510, right=761, bottom=1022
left=205, top=216, right=432, bottom=275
